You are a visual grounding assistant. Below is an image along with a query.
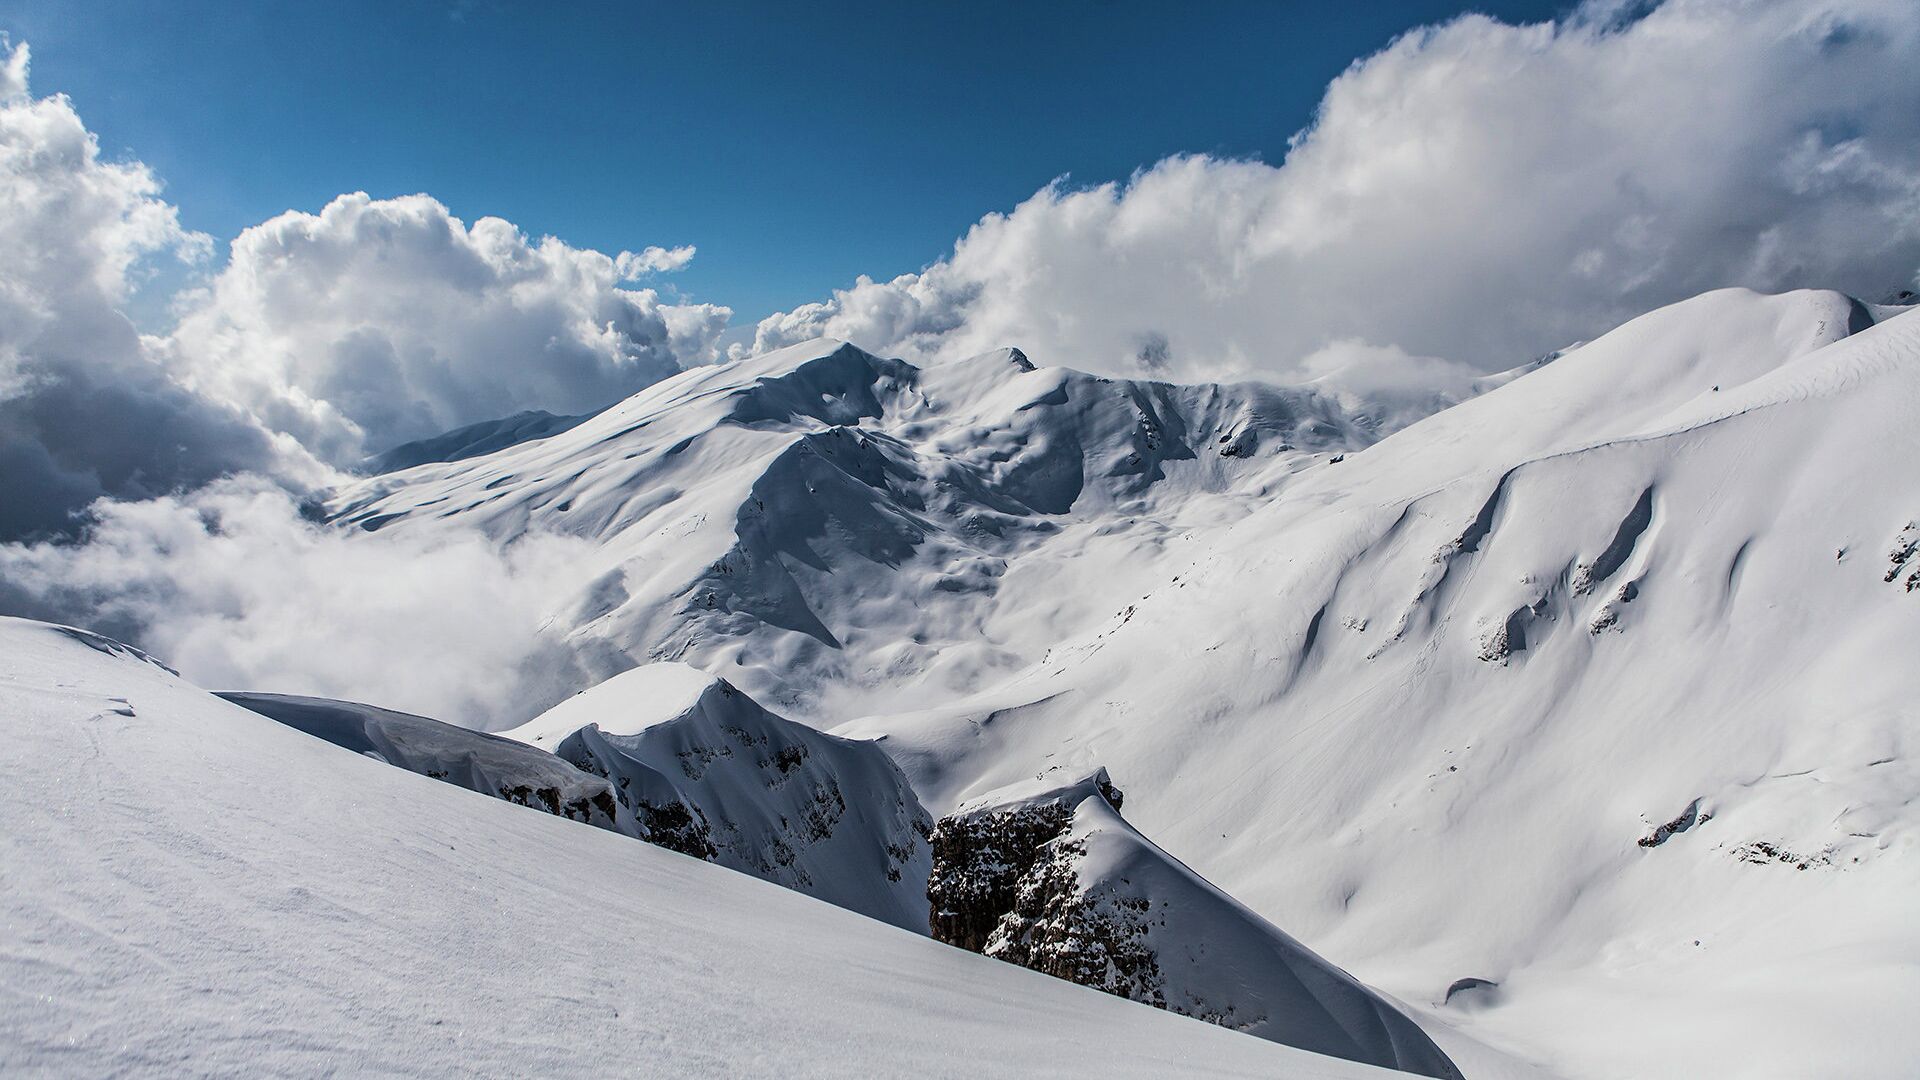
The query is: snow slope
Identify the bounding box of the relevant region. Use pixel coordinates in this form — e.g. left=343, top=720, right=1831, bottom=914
left=508, top=663, right=934, bottom=931
left=369, top=408, right=596, bottom=473
left=328, top=339, right=1490, bottom=722
left=219, top=691, right=624, bottom=830
left=39, top=286, right=1914, bottom=1077
left=928, top=769, right=1460, bottom=1079
left=208, top=669, right=1502, bottom=1073
left=843, top=289, right=1920, bottom=1078
left=0, top=616, right=1403, bottom=1079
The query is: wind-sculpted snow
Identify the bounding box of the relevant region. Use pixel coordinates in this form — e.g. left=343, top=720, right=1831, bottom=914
left=849, top=289, right=1920, bottom=1078
left=928, top=770, right=1461, bottom=1079
left=218, top=691, right=623, bottom=831
left=507, top=662, right=934, bottom=931
left=215, top=678, right=931, bottom=931
left=327, top=339, right=1487, bottom=721
left=0, top=618, right=1403, bottom=1079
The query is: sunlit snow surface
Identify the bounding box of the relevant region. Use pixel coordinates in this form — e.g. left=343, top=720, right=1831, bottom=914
left=846, top=290, right=1920, bottom=1078
left=0, top=617, right=1398, bottom=1078
left=11, top=287, right=1920, bottom=1078
left=347, top=287, right=1920, bottom=1077
left=507, top=662, right=936, bottom=931
left=328, top=338, right=1473, bottom=722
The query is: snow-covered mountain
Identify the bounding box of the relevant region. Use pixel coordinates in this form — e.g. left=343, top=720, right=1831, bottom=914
left=506, top=662, right=934, bottom=931
left=0, top=616, right=1404, bottom=1079
left=841, top=288, right=1920, bottom=1078
left=328, top=339, right=1488, bottom=722
left=368, top=408, right=596, bottom=473
left=212, top=659, right=1476, bottom=1072
left=309, top=288, right=1920, bottom=1077
left=929, top=769, right=1460, bottom=1079
left=11, top=285, right=1918, bottom=1077
left=221, top=672, right=934, bottom=932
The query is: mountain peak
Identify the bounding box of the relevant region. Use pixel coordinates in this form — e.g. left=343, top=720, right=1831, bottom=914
left=509, top=661, right=723, bottom=747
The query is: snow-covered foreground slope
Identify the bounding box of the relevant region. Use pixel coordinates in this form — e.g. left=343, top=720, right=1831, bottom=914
left=329, top=340, right=1487, bottom=722
left=0, top=617, right=1404, bottom=1079
left=844, top=290, right=1920, bottom=1078
left=928, top=770, right=1460, bottom=1079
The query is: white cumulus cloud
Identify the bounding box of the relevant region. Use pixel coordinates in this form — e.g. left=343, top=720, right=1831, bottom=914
left=0, top=477, right=600, bottom=729
left=746, top=0, right=1920, bottom=382
left=0, top=41, right=321, bottom=540
left=0, top=38, right=727, bottom=721
left=0, top=39, right=732, bottom=540
left=161, top=193, right=730, bottom=465
left=617, top=244, right=697, bottom=276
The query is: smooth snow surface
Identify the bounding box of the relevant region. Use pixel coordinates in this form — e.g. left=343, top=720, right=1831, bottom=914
left=218, top=691, right=623, bottom=830
left=513, top=661, right=726, bottom=742
left=370, top=408, right=596, bottom=473
left=0, top=617, right=1398, bottom=1079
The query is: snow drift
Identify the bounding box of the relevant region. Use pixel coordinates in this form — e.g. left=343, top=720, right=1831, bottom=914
left=220, top=691, right=622, bottom=829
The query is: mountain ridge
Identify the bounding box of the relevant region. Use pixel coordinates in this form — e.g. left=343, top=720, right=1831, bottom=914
left=839, top=288, right=1920, bottom=1078
left=326, top=336, right=1513, bottom=722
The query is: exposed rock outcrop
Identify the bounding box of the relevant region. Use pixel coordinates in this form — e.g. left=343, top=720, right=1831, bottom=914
left=927, top=769, right=1459, bottom=1080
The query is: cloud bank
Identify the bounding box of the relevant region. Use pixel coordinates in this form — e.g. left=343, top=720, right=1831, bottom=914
left=0, top=40, right=729, bottom=543
left=6, top=1, right=1920, bottom=720
left=0, top=39, right=710, bottom=721
left=162, top=194, right=730, bottom=465
left=0, top=477, right=598, bottom=729
left=0, top=43, right=323, bottom=540
left=744, top=0, right=1920, bottom=381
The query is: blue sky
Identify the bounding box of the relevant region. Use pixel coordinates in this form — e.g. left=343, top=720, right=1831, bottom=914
left=6, top=0, right=1918, bottom=541
left=8, top=0, right=1568, bottom=324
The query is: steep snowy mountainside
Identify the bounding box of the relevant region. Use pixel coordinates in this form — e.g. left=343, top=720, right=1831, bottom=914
left=928, top=769, right=1460, bottom=1079
left=1297, top=289, right=1886, bottom=500
left=1308, top=354, right=1562, bottom=440
left=0, top=616, right=1403, bottom=1080
left=844, top=290, right=1920, bottom=1078
left=326, top=338, right=1477, bottom=722
left=219, top=691, right=623, bottom=830
left=219, top=682, right=926, bottom=928
left=369, top=408, right=595, bottom=473
left=507, top=662, right=934, bottom=931
left=215, top=672, right=1500, bottom=1070
left=215, top=661, right=1498, bottom=1070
